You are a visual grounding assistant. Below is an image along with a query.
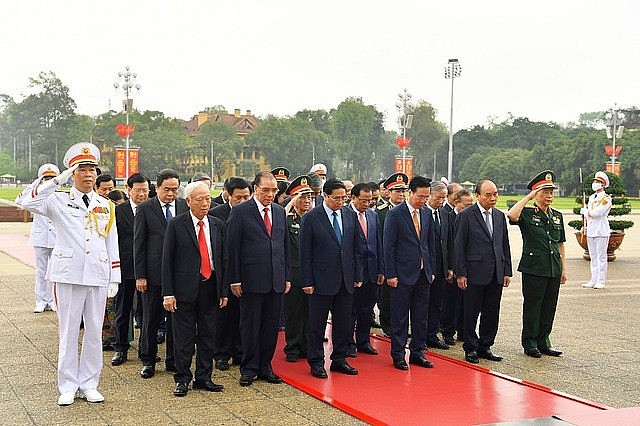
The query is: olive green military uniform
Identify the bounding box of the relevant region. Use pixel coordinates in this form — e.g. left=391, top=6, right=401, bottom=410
left=283, top=211, right=308, bottom=360
left=511, top=205, right=565, bottom=351
left=376, top=203, right=391, bottom=335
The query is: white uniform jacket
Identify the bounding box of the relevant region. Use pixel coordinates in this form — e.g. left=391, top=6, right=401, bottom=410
left=16, top=180, right=57, bottom=249
left=585, top=191, right=612, bottom=238
left=19, top=180, right=121, bottom=287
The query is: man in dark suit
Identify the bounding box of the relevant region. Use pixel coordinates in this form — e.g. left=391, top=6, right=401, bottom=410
left=424, top=181, right=455, bottom=350
left=348, top=183, right=384, bottom=356
left=226, top=171, right=290, bottom=387
left=454, top=179, right=512, bottom=364
left=208, top=177, right=251, bottom=371
left=162, top=181, right=228, bottom=397
left=112, top=173, right=150, bottom=366
left=442, top=182, right=462, bottom=213
left=134, top=169, right=188, bottom=378
left=384, top=176, right=437, bottom=370
left=212, top=177, right=229, bottom=206
left=300, top=178, right=363, bottom=379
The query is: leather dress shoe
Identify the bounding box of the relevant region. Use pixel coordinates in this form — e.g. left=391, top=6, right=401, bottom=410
left=525, top=348, right=542, bottom=358
left=465, top=351, right=480, bottom=364
left=140, top=365, right=155, bottom=378
left=357, top=344, right=378, bottom=355
left=173, top=382, right=188, bottom=397
left=311, top=365, right=328, bottom=378
left=215, top=359, right=230, bottom=370
left=426, top=340, right=450, bottom=350
left=409, top=355, right=434, bottom=368
left=258, top=371, right=282, bottom=384
left=346, top=348, right=357, bottom=357
left=285, top=353, right=299, bottom=362
left=477, top=349, right=503, bottom=361
left=111, top=351, right=127, bottom=366
left=540, top=347, right=563, bottom=357
left=444, top=337, right=456, bottom=346
left=193, top=380, right=224, bottom=392
left=393, top=359, right=409, bottom=370
left=330, top=361, right=358, bottom=375
left=239, top=375, right=255, bottom=386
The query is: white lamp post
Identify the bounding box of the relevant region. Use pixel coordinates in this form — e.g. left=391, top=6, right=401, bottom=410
left=444, top=58, right=461, bottom=182
left=605, top=104, right=624, bottom=174
left=395, top=88, right=414, bottom=174
left=114, top=66, right=141, bottom=180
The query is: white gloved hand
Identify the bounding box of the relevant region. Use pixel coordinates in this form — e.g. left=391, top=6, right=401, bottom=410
left=107, top=282, right=119, bottom=298
left=579, top=207, right=587, bottom=216
left=55, top=163, right=79, bottom=185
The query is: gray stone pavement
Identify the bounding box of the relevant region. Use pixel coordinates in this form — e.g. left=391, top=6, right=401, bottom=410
left=0, top=211, right=638, bottom=425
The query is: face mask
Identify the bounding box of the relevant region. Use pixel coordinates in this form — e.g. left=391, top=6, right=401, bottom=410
left=591, top=182, right=603, bottom=192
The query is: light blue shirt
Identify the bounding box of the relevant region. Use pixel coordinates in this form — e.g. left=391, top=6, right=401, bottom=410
left=323, top=202, right=342, bottom=234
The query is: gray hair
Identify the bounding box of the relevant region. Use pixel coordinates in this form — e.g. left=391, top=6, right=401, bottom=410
left=430, top=181, right=447, bottom=193
left=184, top=181, right=208, bottom=199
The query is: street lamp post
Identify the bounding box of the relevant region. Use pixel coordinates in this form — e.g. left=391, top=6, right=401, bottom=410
left=605, top=104, right=625, bottom=174
left=396, top=88, right=414, bottom=174
left=444, top=58, right=461, bottom=182
left=114, top=66, right=141, bottom=180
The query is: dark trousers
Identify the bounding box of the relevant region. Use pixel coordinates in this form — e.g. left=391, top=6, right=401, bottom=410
left=213, top=293, right=242, bottom=363
left=378, top=283, right=391, bottom=334
left=284, top=286, right=309, bottom=358
left=426, top=274, right=447, bottom=344
left=307, top=284, right=353, bottom=367
left=238, top=290, right=282, bottom=376
left=172, top=278, right=217, bottom=384
left=441, top=280, right=464, bottom=340
left=462, top=277, right=503, bottom=354
left=521, top=273, right=561, bottom=351
left=113, top=278, right=136, bottom=353
left=390, top=271, right=430, bottom=361
left=140, top=284, right=174, bottom=367
left=350, top=280, right=377, bottom=348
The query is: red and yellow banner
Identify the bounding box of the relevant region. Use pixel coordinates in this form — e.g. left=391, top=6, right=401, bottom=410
left=394, top=155, right=413, bottom=180
left=115, top=148, right=140, bottom=179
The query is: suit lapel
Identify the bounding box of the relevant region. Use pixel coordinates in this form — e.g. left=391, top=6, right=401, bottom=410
left=365, top=209, right=375, bottom=241
left=319, top=207, right=341, bottom=246
left=152, top=197, right=167, bottom=227
left=184, top=213, right=198, bottom=247
left=473, top=204, right=493, bottom=239
left=250, top=200, right=270, bottom=237
left=400, top=202, right=419, bottom=241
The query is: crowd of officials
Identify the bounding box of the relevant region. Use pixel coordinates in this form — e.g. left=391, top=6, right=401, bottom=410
left=15, top=142, right=612, bottom=405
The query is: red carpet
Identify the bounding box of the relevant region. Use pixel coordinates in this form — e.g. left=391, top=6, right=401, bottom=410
left=272, top=331, right=608, bottom=425
left=1, top=233, right=34, bottom=267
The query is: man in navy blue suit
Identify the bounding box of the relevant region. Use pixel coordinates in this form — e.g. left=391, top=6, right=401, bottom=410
left=226, top=172, right=291, bottom=387
left=384, top=175, right=437, bottom=370
left=454, top=179, right=512, bottom=364
left=348, top=183, right=384, bottom=356
left=300, top=178, right=363, bottom=379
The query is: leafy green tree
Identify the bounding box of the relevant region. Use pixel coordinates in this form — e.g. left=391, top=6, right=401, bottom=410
left=203, top=105, right=228, bottom=114
left=405, top=101, right=448, bottom=175
left=194, top=121, right=241, bottom=180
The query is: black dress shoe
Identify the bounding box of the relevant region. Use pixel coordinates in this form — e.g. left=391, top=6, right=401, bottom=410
left=285, top=353, right=299, bottom=362
left=465, top=351, right=479, bottom=364
left=173, top=382, right=188, bottom=397
left=258, top=371, right=282, bottom=384
left=539, top=347, right=563, bottom=357
left=156, top=332, right=166, bottom=344
left=426, top=340, right=450, bottom=350
left=357, top=344, right=378, bottom=355
left=444, top=337, right=456, bottom=346
left=525, top=348, right=542, bottom=358
left=346, top=348, right=357, bottom=357
left=330, top=361, right=358, bottom=375
left=393, top=359, right=409, bottom=370
left=409, top=355, right=434, bottom=368
left=311, top=365, right=328, bottom=379
left=239, top=375, right=254, bottom=386
left=477, top=349, right=503, bottom=361
left=140, top=365, right=155, bottom=378
left=215, top=359, right=230, bottom=371
left=111, top=351, right=127, bottom=366
left=102, top=343, right=114, bottom=351
left=193, top=380, right=224, bottom=392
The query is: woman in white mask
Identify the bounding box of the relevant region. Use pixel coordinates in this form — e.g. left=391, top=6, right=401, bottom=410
left=580, top=171, right=612, bottom=289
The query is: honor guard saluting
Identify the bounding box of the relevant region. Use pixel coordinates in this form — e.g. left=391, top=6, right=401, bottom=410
left=271, top=167, right=291, bottom=183
left=507, top=171, right=566, bottom=358
left=16, top=163, right=60, bottom=313
left=580, top=171, right=612, bottom=289
left=18, top=142, right=120, bottom=406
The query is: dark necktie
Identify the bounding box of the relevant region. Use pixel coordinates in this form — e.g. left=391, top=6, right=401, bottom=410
left=434, top=209, right=441, bottom=236
left=263, top=207, right=272, bottom=236
left=197, top=220, right=212, bottom=280
left=484, top=210, right=493, bottom=237
left=82, top=194, right=89, bottom=208
left=165, top=204, right=173, bottom=221
left=332, top=211, right=342, bottom=245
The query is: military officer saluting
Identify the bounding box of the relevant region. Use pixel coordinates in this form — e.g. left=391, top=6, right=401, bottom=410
left=18, top=142, right=121, bottom=405
left=507, top=171, right=566, bottom=358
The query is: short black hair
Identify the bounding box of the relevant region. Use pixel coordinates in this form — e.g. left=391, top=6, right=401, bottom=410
left=226, top=177, right=250, bottom=194
left=307, top=172, right=324, bottom=190
left=408, top=175, right=431, bottom=192
left=157, top=169, right=180, bottom=187
left=127, top=172, right=149, bottom=189
left=366, top=181, right=379, bottom=192
left=352, top=183, right=372, bottom=197
left=323, top=178, right=346, bottom=195
left=107, top=189, right=126, bottom=203
left=96, top=174, right=115, bottom=188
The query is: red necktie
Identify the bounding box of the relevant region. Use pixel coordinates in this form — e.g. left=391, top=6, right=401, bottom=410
left=197, top=220, right=212, bottom=280
left=263, top=207, right=272, bottom=236
left=358, top=211, right=367, bottom=238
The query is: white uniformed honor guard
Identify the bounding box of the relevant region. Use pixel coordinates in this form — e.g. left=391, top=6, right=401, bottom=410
left=16, top=163, right=60, bottom=312
left=17, top=142, right=121, bottom=406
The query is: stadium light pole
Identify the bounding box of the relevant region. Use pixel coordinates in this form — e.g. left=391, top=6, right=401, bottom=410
left=605, top=104, right=625, bottom=174
left=395, top=89, right=414, bottom=174
left=114, top=66, right=141, bottom=180
left=444, top=58, right=461, bottom=182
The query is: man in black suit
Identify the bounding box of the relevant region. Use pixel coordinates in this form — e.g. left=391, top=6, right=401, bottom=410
left=442, top=182, right=462, bottom=213
left=226, top=171, right=290, bottom=387
left=112, top=173, right=150, bottom=366
left=424, top=181, right=454, bottom=350
left=162, top=181, right=228, bottom=397
left=300, top=178, right=363, bottom=379
left=454, top=179, right=512, bottom=364
left=209, top=177, right=251, bottom=371
left=212, top=177, right=229, bottom=205
left=134, top=169, right=188, bottom=378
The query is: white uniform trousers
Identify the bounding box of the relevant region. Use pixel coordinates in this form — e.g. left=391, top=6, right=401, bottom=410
left=54, top=282, right=107, bottom=394
left=587, top=236, right=609, bottom=286
left=33, top=247, right=53, bottom=307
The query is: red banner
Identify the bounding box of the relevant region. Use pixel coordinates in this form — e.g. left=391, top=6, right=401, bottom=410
left=604, top=162, right=621, bottom=176
left=115, top=148, right=140, bottom=179
left=394, top=155, right=414, bottom=180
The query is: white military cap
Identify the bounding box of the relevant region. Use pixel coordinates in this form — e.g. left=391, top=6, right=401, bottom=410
left=37, top=163, right=60, bottom=178
left=63, top=142, right=101, bottom=168
left=308, top=163, right=327, bottom=176
left=594, top=171, right=609, bottom=188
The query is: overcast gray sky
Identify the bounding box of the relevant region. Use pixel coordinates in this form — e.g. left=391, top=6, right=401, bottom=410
left=1, top=0, right=638, bottom=132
